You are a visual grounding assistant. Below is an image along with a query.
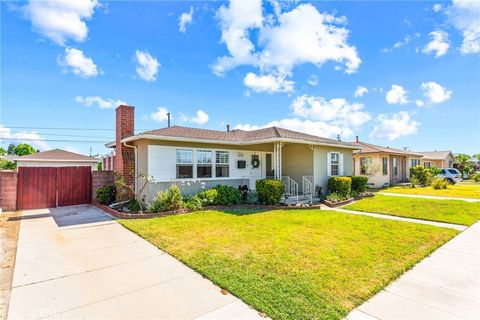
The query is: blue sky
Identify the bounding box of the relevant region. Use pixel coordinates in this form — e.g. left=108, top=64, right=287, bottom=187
left=1, top=0, right=479, bottom=156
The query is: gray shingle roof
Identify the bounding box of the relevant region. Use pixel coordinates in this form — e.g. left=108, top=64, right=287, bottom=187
left=15, top=149, right=99, bottom=162
left=351, top=141, right=423, bottom=156
left=417, top=151, right=453, bottom=160
left=134, top=125, right=358, bottom=147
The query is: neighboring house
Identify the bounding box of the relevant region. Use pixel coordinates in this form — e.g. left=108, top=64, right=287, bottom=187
left=418, top=150, right=455, bottom=169
left=109, top=105, right=359, bottom=201
left=14, top=149, right=99, bottom=169
left=351, top=137, right=423, bottom=188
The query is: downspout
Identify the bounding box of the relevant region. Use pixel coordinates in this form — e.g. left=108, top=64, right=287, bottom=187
left=123, top=141, right=138, bottom=194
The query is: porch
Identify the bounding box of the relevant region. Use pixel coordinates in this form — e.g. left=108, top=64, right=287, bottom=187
left=142, top=141, right=322, bottom=204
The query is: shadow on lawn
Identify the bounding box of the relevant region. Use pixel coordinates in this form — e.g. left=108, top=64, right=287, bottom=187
left=218, top=208, right=271, bottom=216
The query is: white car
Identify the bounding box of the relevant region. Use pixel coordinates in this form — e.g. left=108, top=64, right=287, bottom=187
left=438, top=168, right=462, bottom=184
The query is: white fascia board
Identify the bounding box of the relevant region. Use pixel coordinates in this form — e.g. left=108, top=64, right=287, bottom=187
left=122, top=134, right=361, bottom=150
left=15, top=159, right=99, bottom=163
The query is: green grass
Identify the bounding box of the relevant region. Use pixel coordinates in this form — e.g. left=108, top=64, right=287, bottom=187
left=120, top=209, right=457, bottom=320
left=382, top=183, right=480, bottom=199
left=344, top=194, right=480, bottom=226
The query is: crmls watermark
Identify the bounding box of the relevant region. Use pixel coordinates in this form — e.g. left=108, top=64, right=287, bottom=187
left=30, top=308, right=62, bottom=318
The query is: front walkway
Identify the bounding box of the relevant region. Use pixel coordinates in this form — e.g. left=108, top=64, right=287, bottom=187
left=328, top=207, right=467, bottom=231
left=380, top=192, right=480, bottom=202
left=7, top=205, right=263, bottom=320
left=348, top=221, right=480, bottom=320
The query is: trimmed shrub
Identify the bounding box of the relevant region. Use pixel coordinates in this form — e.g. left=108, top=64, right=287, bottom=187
left=327, top=177, right=352, bottom=198
left=184, top=195, right=203, bottom=211
left=148, top=185, right=184, bottom=212
left=95, top=185, right=117, bottom=205
left=197, top=189, right=219, bottom=205
left=410, top=165, right=433, bottom=186
left=432, top=177, right=448, bottom=190
left=351, top=176, right=368, bottom=194
left=126, top=199, right=141, bottom=212
left=213, top=185, right=242, bottom=205
left=474, top=172, right=480, bottom=182
left=246, top=192, right=260, bottom=205
left=256, top=179, right=285, bottom=205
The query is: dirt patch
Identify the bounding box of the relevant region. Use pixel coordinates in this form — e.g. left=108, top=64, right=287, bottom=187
left=0, top=211, right=21, bottom=320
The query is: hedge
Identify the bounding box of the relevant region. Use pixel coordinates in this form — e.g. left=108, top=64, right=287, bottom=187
left=327, top=177, right=351, bottom=198
left=256, top=179, right=285, bottom=205
left=351, top=176, right=368, bottom=193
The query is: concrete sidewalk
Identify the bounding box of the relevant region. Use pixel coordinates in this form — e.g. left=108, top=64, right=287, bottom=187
left=7, top=205, right=263, bottom=320
left=347, top=221, right=480, bottom=320
left=380, top=192, right=480, bottom=202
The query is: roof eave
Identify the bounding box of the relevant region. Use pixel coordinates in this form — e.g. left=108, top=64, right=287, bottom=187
left=122, top=134, right=361, bottom=149
left=15, top=159, right=99, bottom=163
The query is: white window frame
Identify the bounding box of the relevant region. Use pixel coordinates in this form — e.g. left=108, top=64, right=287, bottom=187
left=382, top=157, right=388, bottom=176
left=176, top=149, right=193, bottom=179
left=424, top=161, right=431, bottom=169
left=196, top=150, right=213, bottom=178
left=360, top=157, right=372, bottom=175
left=327, top=152, right=343, bottom=176
left=215, top=151, right=230, bottom=178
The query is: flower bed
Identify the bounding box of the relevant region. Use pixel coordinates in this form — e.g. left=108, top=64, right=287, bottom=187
left=321, top=193, right=375, bottom=208
left=94, top=202, right=323, bottom=219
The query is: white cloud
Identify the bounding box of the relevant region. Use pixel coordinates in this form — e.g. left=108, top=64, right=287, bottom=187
left=235, top=94, right=371, bottom=140
left=420, top=81, right=452, bottom=104
left=243, top=72, right=294, bottom=93
left=449, top=0, right=480, bottom=54
left=21, top=0, right=100, bottom=45
left=354, top=85, right=368, bottom=97
left=181, top=110, right=209, bottom=125
left=214, top=1, right=360, bottom=92
left=75, top=96, right=126, bottom=109
left=415, top=100, right=425, bottom=107
left=370, top=111, right=419, bottom=140
left=382, top=35, right=414, bottom=53
left=307, top=75, right=318, bottom=86
left=433, top=3, right=443, bottom=12
left=291, top=95, right=371, bottom=127
left=0, top=125, right=50, bottom=151
left=179, top=6, right=194, bottom=33
left=58, top=48, right=98, bottom=78
left=386, top=85, right=409, bottom=105
left=236, top=118, right=355, bottom=141
left=422, top=30, right=450, bottom=57
left=135, top=50, right=160, bottom=81
left=150, top=107, right=170, bottom=122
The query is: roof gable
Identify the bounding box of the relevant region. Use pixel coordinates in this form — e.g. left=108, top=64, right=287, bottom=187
left=15, top=149, right=98, bottom=162
left=351, top=141, right=423, bottom=156
left=129, top=125, right=359, bottom=148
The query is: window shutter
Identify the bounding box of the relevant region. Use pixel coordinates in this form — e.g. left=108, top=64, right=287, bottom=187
left=339, top=153, right=344, bottom=176
left=327, top=152, right=331, bottom=176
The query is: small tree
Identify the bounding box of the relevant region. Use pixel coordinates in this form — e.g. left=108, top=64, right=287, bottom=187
left=115, top=172, right=154, bottom=213
left=12, top=144, right=37, bottom=156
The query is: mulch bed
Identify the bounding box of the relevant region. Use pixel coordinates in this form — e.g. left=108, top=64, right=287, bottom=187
left=94, top=202, right=323, bottom=219
left=321, top=193, right=375, bottom=208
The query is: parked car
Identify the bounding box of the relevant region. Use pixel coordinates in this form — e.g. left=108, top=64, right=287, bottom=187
left=438, top=168, right=462, bottom=184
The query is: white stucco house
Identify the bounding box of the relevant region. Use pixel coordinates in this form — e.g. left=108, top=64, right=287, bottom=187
left=110, top=105, right=361, bottom=201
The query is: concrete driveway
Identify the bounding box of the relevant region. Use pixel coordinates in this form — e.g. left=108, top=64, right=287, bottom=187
left=7, top=205, right=263, bottom=319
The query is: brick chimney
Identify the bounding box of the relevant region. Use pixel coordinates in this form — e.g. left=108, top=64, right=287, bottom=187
left=356, top=135, right=359, bottom=143
left=115, top=105, right=135, bottom=189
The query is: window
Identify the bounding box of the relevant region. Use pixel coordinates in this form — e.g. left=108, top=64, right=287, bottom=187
left=424, top=161, right=431, bottom=169
left=441, top=169, right=446, bottom=174
left=330, top=153, right=339, bottom=176
left=410, top=159, right=420, bottom=167
left=448, top=169, right=459, bottom=175
left=176, top=149, right=193, bottom=178
left=215, top=151, right=229, bottom=177
left=382, top=157, right=388, bottom=175
left=360, top=157, right=372, bottom=175
left=393, top=158, right=398, bottom=176
left=197, top=150, right=212, bottom=178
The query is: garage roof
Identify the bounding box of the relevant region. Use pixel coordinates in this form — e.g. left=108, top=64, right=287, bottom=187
left=15, top=149, right=99, bottom=163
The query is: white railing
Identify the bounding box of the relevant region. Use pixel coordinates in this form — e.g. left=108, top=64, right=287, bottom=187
left=282, top=176, right=298, bottom=203
left=302, top=175, right=313, bottom=204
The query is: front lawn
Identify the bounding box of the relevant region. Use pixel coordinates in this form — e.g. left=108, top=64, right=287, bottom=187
left=344, top=194, right=480, bottom=226
left=382, top=183, right=480, bottom=199
left=120, top=209, right=457, bottom=320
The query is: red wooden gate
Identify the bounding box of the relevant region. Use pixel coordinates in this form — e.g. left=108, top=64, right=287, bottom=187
left=17, top=167, right=92, bottom=210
